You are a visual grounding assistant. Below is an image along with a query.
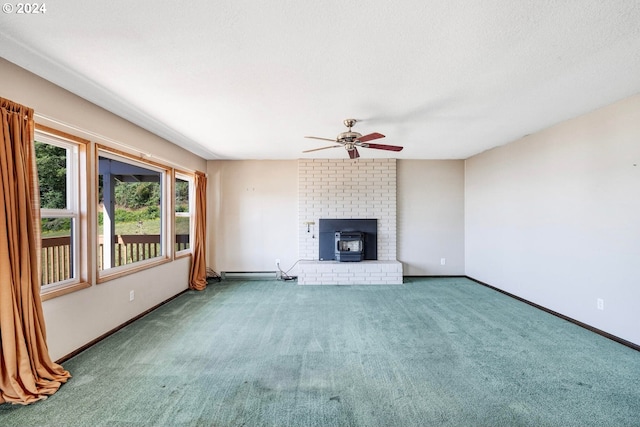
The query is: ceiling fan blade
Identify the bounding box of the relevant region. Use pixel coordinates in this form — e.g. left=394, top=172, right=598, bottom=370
left=302, top=145, right=342, bottom=153
left=348, top=147, right=360, bottom=159
left=357, top=132, right=385, bottom=143
left=364, top=143, right=404, bottom=152
left=304, top=136, right=338, bottom=143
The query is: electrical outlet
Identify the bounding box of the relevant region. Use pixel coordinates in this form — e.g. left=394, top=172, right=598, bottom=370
left=275, top=258, right=280, bottom=267
left=597, top=298, right=604, bottom=311
left=440, top=258, right=446, bottom=265
left=129, top=290, right=135, bottom=302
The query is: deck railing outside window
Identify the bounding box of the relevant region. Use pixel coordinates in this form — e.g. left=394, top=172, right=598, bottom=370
left=41, top=234, right=190, bottom=285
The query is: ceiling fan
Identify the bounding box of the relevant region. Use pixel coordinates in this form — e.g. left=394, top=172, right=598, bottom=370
left=304, top=119, right=403, bottom=159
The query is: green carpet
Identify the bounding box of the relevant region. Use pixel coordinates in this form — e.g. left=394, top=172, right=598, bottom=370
left=1, top=277, right=639, bottom=426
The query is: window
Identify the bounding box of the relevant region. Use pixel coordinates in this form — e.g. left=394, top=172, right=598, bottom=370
left=174, top=173, right=192, bottom=255
left=35, top=127, right=88, bottom=296
left=97, top=149, right=169, bottom=277
left=34, top=126, right=195, bottom=292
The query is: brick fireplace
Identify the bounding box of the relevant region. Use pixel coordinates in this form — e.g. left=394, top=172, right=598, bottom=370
left=298, top=159, right=402, bottom=284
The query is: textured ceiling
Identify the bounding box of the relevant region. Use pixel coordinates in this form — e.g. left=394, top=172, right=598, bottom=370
left=1, top=0, right=640, bottom=160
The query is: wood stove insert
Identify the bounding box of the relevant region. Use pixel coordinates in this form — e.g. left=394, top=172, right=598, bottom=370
left=335, top=231, right=364, bottom=262
left=318, top=219, right=377, bottom=261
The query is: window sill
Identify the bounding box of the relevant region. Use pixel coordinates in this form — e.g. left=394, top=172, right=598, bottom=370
left=97, top=256, right=171, bottom=284
left=41, top=281, right=91, bottom=301
left=174, top=250, right=192, bottom=260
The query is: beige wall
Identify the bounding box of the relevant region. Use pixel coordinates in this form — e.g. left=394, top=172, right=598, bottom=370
left=1, top=58, right=207, bottom=360
left=207, top=160, right=299, bottom=274
left=465, top=93, right=640, bottom=345
left=208, top=158, right=466, bottom=277
left=397, top=160, right=465, bottom=275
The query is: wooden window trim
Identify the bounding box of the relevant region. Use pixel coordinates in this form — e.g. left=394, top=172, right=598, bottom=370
left=173, top=169, right=194, bottom=258
left=35, top=124, right=91, bottom=299
left=42, top=281, right=91, bottom=301
left=96, top=256, right=172, bottom=284
left=96, top=145, right=171, bottom=281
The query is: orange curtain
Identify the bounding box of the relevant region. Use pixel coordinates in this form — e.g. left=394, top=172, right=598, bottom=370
left=0, top=98, right=71, bottom=405
left=189, top=171, right=207, bottom=290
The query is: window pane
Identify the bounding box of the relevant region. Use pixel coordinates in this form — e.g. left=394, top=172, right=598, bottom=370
left=35, top=141, right=67, bottom=209
left=41, top=218, right=74, bottom=286
left=98, top=156, right=163, bottom=270
left=175, top=216, right=190, bottom=250
left=175, top=177, right=190, bottom=251
left=175, top=178, right=189, bottom=212
left=36, top=135, right=80, bottom=290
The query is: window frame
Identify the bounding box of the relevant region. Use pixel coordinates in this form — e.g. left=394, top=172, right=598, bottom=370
left=96, top=145, right=171, bottom=283
left=174, top=170, right=194, bottom=259
left=35, top=125, right=91, bottom=300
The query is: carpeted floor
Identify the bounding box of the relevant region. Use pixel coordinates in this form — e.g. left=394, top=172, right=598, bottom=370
left=1, top=277, right=639, bottom=426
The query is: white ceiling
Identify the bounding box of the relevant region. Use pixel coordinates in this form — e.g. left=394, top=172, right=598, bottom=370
left=1, top=0, right=640, bottom=160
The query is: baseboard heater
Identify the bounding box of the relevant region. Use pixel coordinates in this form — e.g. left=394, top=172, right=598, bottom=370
left=220, top=271, right=277, bottom=280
